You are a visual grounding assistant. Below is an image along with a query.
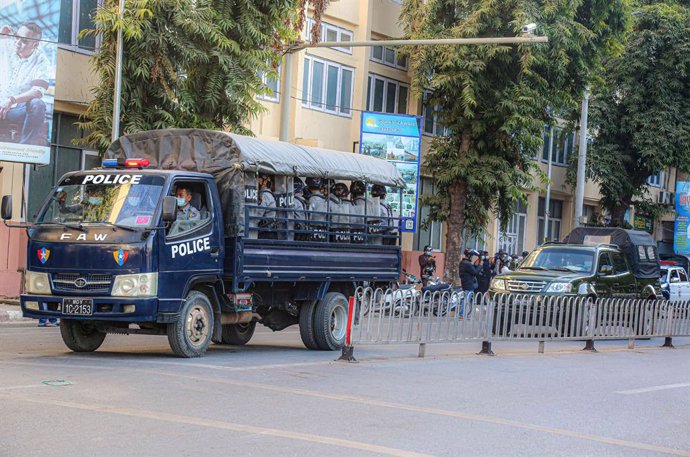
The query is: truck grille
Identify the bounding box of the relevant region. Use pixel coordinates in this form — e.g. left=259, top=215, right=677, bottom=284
left=52, top=273, right=113, bottom=294
left=507, top=280, right=547, bottom=293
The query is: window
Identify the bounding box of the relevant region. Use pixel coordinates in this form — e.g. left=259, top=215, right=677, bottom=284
left=257, top=65, right=280, bottom=103
left=27, top=113, right=94, bottom=220
left=541, top=127, right=574, bottom=166
left=537, top=198, right=563, bottom=244
left=498, top=200, right=527, bottom=255
left=59, top=0, right=101, bottom=52
left=302, top=56, right=353, bottom=116
left=413, top=178, right=443, bottom=251
left=167, top=181, right=212, bottom=238
left=423, top=92, right=449, bottom=137
left=371, top=45, right=408, bottom=70
left=680, top=269, right=688, bottom=282
left=646, top=171, right=664, bottom=187
left=598, top=253, right=613, bottom=273
left=366, top=75, right=408, bottom=114
left=304, top=18, right=353, bottom=54
left=611, top=252, right=629, bottom=274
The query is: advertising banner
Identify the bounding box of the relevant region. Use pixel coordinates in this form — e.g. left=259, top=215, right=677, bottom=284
left=0, top=0, right=60, bottom=165
left=675, top=182, right=690, bottom=254
left=360, top=112, right=422, bottom=232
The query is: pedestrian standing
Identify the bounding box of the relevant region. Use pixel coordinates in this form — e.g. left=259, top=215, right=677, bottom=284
left=459, top=249, right=481, bottom=317
left=477, top=251, right=492, bottom=294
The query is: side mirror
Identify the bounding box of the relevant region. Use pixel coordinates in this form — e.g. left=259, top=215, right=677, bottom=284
left=599, top=265, right=613, bottom=276
left=1, top=195, right=12, bottom=220
left=162, top=196, right=177, bottom=222
left=671, top=276, right=681, bottom=283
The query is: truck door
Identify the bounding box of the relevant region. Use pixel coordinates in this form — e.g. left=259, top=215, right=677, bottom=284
left=669, top=268, right=681, bottom=302
left=594, top=252, right=615, bottom=298
left=158, top=179, right=222, bottom=309
left=679, top=269, right=690, bottom=300
left=610, top=252, right=635, bottom=298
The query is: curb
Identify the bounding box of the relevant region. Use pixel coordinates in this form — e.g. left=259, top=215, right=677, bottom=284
left=0, top=309, right=29, bottom=323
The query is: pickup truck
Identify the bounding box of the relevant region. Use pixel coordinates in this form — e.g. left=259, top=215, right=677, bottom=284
left=3, top=129, right=405, bottom=357
left=660, top=264, right=690, bottom=302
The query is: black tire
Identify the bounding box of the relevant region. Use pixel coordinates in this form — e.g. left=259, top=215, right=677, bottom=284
left=60, top=320, right=106, bottom=352
left=221, top=322, right=256, bottom=345
left=167, top=290, right=214, bottom=358
left=314, top=292, right=349, bottom=351
left=299, top=300, right=320, bottom=350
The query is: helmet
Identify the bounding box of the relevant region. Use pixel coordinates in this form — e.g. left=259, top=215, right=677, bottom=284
left=371, top=184, right=387, bottom=197
left=350, top=180, right=366, bottom=197
left=331, top=182, right=350, bottom=198
left=466, top=249, right=480, bottom=258
left=305, top=177, right=323, bottom=190
left=294, top=177, right=304, bottom=194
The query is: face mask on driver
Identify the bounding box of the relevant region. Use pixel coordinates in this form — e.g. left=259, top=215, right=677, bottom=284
left=88, top=197, right=102, bottom=205
left=176, top=197, right=187, bottom=207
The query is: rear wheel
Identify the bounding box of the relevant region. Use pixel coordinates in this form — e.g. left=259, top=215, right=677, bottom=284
left=299, top=300, right=320, bottom=350
left=167, top=291, right=214, bottom=358
left=314, top=292, right=348, bottom=350
left=221, top=322, right=256, bottom=345
left=60, top=320, right=106, bottom=352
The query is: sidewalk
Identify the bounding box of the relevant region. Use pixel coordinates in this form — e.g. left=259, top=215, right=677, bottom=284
left=0, top=300, right=31, bottom=323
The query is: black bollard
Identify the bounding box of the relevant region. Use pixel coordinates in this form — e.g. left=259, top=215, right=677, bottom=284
left=582, top=339, right=597, bottom=352
left=662, top=337, right=675, bottom=349
left=337, top=345, right=357, bottom=362
left=477, top=341, right=495, bottom=356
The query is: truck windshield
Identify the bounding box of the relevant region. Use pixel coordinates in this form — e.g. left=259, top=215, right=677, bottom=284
left=521, top=248, right=594, bottom=273
left=36, top=175, right=164, bottom=228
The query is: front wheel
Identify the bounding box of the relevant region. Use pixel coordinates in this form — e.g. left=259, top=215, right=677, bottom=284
left=60, top=319, right=106, bottom=352
left=314, top=292, right=349, bottom=350
left=167, top=291, right=214, bottom=358
left=221, top=322, right=256, bottom=345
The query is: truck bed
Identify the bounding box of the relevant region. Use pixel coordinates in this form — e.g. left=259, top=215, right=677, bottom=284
left=224, top=237, right=401, bottom=289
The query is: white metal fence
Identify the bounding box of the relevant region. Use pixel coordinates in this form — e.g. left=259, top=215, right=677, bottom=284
left=342, top=288, right=690, bottom=358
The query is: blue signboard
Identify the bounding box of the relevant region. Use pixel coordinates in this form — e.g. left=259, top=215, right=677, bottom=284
left=359, top=112, right=423, bottom=232
left=675, top=182, right=690, bottom=254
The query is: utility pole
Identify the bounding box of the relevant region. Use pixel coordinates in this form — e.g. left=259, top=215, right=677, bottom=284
left=544, top=126, right=554, bottom=243
left=111, top=0, right=125, bottom=142
left=574, top=89, right=590, bottom=228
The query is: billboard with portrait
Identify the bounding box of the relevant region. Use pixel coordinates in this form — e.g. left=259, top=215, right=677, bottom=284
left=0, top=0, right=60, bottom=165
left=360, top=112, right=422, bottom=232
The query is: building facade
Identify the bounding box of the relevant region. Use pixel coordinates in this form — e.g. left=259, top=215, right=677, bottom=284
left=0, top=0, right=678, bottom=296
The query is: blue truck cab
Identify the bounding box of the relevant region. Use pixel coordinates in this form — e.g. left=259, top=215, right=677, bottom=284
left=2, top=129, right=404, bottom=357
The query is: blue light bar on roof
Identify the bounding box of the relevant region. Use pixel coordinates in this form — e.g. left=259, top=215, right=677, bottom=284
left=102, top=159, right=119, bottom=167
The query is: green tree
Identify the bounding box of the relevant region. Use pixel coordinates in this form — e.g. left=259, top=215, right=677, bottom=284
left=82, top=0, right=330, bottom=152
left=587, top=2, right=690, bottom=226
left=401, top=0, right=628, bottom=284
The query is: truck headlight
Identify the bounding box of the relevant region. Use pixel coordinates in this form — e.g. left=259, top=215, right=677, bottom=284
left=25, top=271, right=51, bottom=295
left=112, top=273, right=158, bottom=297
left=546, top=282, right=573, bottom=293
left=491, top=278, right=507, bottom=291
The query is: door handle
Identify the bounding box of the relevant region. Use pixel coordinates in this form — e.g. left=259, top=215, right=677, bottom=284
left=210, top=247, right=220, bottom=258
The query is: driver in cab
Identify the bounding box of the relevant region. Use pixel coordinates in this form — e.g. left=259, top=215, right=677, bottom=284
left=175, top=186, right=200, bottom=221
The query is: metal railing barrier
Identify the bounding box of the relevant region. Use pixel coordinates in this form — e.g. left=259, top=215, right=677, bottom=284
left=339, top=288, right=690, bottom=360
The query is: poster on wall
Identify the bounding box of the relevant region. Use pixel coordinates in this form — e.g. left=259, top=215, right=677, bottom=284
left=359, top=112, right=422, bottom=232
left=674, top=182, right=690, bottom=254
left=0, top=0, right=60, bottom=165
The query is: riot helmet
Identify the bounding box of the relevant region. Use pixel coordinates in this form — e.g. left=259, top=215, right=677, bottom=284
left=350, top=180, right=365, bottom=198
left=331, top=182, right=350, bottom=199
left=371, top=184, right=387, bottom=198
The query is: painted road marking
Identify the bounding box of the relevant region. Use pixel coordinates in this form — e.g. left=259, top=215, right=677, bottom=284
left=0, top=393, right=431, bottom=457
left=616, top=382, right=690, bottom=395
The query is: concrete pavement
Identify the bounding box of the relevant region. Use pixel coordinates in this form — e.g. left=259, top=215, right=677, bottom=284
left=1, top=323, right=689, bottom=456
left=0, top=301, right=29, bottom=323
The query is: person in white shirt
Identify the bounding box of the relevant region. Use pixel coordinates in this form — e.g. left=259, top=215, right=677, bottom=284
left=0, top=22, right=50, bottom=145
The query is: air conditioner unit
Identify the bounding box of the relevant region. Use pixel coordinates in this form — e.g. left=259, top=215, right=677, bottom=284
left=658, top=191, right=674, bottom=206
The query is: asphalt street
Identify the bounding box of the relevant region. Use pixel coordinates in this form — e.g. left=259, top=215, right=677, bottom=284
left=1, top=322, right=689, bottom=457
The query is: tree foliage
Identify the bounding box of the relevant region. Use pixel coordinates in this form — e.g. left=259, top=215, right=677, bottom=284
left=81, top=0, right=329, bottom=152
left=587, top=1, right=690, bottom=225
left=401, top=0, right=628, bottom=283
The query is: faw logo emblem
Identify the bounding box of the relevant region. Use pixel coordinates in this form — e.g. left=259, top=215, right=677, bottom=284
left=113, top=249, right=129, bottom=266
left=37, top=248, right=50, bottom=264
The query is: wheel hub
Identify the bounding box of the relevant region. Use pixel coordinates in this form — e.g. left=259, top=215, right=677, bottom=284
left=186, top=306, right=209, bottom=348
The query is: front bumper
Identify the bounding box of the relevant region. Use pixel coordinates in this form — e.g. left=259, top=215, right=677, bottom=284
left=20, top=294, right=160, bottom=322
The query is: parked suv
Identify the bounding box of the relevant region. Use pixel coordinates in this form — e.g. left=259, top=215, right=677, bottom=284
left=490, top=228, right=661, bottom=300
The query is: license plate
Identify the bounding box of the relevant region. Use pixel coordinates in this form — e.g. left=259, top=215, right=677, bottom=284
left=63, top=298, right=93, bottom=315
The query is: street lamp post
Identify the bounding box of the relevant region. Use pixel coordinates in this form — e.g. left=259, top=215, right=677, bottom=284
left=573, top=89, right=590, bottom=228
left=111, top=0, right=125, bottom=142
